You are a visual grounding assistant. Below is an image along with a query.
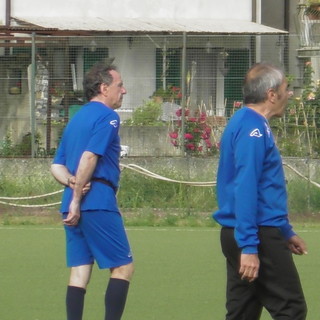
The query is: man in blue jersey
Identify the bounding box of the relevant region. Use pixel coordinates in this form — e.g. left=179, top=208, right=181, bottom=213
left=51, top=63, right=133, bottom=320
left=213, top=63, right=307, bottom=320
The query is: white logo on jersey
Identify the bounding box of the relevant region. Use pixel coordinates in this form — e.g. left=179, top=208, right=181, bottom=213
left=249, top=128, right=263, bottom=138
left=110, top=120, right=118, bottom=128
left=264, top=123, right=271, bottom=137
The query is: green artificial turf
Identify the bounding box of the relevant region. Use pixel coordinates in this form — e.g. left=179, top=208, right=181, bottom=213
left=0, top=225, right=318, bottom=319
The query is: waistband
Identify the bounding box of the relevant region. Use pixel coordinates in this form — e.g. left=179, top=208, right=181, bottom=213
left=91, top=178, right=118, bottom=193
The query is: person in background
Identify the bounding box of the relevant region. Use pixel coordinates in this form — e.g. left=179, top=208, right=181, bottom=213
left=51, top=62, right=133, bottom=320
left=213, top=62, right=307, bottom=320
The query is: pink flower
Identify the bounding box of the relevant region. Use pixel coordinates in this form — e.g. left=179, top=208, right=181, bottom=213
left=205, top=139, right=212, bottom=148
left=204, top=126, right=211, bottom=134
left=176, top=108, right=182, bottom=117
left=186, top=143, right=195, bottom=150
left=201, top=133, right=209, bottom=140
left=169, top=132, right=178, bottom=139
left=188, top=117, right=197, bottom=122
left=233, top=101, right=242, bottom=108
left=199, top=112, right=207, bottom=122
left=175, top=108, right=189, bottom=117
left=171, top=140, right=179, bottom=147
left=171, top=86, right=180, bottom=92
left=198, top=146, right=203, bottom=152
left=184, top=133, right=194, bottom=140
left=171, top=87, right=182, bottom=99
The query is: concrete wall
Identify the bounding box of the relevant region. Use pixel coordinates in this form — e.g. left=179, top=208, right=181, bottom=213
left=119, top=126, right=181, bottom=157
left=1, top=0, right=252, bottom=21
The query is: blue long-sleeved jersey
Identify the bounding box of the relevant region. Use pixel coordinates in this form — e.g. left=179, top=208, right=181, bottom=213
left=213, top=107, right=295, bottom=254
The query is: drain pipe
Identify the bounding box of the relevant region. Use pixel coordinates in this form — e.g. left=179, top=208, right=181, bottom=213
left=4, top=0, right=11, bottom=56
left=253, top=0, right=262, bottom=62
left=5, top=0, right=11, bottom=26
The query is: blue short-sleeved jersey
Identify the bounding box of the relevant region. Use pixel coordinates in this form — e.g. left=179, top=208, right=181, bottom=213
left=213, top=107, right=295, bottom=254
left=53, top=101, right=121, bottom=213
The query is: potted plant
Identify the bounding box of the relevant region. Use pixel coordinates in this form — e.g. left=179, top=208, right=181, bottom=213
left=305, top=1, right=320, bottom=20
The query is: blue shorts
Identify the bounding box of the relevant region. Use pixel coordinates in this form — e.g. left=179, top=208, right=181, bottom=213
left=63, top=210, right=133, bottom=269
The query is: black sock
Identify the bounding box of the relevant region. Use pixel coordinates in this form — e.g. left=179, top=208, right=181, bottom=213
left=66, top=286, right=86, bottom=320
left=105, top=278, right=130, bottom=320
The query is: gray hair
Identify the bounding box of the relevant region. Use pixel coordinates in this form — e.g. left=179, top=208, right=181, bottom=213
left=83, top=63, right=119, bottom=101
left=243, top=63, right=285, bottom=104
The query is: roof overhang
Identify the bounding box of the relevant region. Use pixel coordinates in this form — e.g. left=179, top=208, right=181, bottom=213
left=0, top=16, right=287, bottom=36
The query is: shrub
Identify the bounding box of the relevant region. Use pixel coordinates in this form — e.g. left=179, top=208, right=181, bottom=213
left=123, top=99, right=164, bottom=126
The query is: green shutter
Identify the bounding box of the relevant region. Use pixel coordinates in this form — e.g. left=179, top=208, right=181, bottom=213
left=156, top=48, right=181, bottom=90
left=224, top=49, right=249, bottom=116
left=83, top=48, right=109, bottom=72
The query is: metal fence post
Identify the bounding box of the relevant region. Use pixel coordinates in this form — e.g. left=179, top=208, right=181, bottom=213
left=180, top=32, right=187, bottom=156
left=30, top=32, right=36, bottom=158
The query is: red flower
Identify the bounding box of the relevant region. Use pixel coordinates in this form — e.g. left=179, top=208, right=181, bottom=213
left=205, top=139, right=212, bottom=148
left=171, top=86, right=180, bottom=92
left=169, top=109, right=215, bottom=154
left=186, top=143, right=195, bottom=150
left=176, top=108, right=182, bottom=117
left=201, top=133, right=209, bottom=140
left=233, top=101, right=242, bottom=108
left=184, top=133, right=194, bottom=140
left=204, top=126, right=211, bottom=134
left=171, top=140, right=179, bottom=147
left=175, top=108, right=190, bottom=117
left=199, top=112, right=206, bottom=122
left=169, top=131, right=178, bottom=139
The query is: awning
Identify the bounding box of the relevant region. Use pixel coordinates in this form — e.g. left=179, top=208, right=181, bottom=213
left=6, top=16, right=287, bottom=35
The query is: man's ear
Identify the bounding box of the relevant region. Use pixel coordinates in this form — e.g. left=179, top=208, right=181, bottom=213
left=100, top=83, right=109, bottom=96
left=267, top=88, right=276, bottom=103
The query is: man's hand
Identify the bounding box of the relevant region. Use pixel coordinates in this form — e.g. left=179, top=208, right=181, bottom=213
left=63, top=200, right=81, bottom=226
left=239, top=253, right=260, bottom=282
left=68, top=176, right=91, bottom=195
left=287, top=235, right=308, bottom=255
left=63, top=151, right=98, bottom=227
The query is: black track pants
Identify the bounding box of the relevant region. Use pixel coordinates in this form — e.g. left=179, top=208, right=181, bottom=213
left=220, top=227, right=307, bottom=320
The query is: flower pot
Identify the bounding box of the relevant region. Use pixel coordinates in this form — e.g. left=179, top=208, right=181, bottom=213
left=306, top=3, right=320, bottom=20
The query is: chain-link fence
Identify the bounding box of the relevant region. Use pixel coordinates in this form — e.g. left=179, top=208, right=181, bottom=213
left=0, top=33, right=317, bottom=157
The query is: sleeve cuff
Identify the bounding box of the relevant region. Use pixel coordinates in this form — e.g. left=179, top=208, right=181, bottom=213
left=241, top=245, right=258, bottom=254
left=280, top=226, right=296, bottom=240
